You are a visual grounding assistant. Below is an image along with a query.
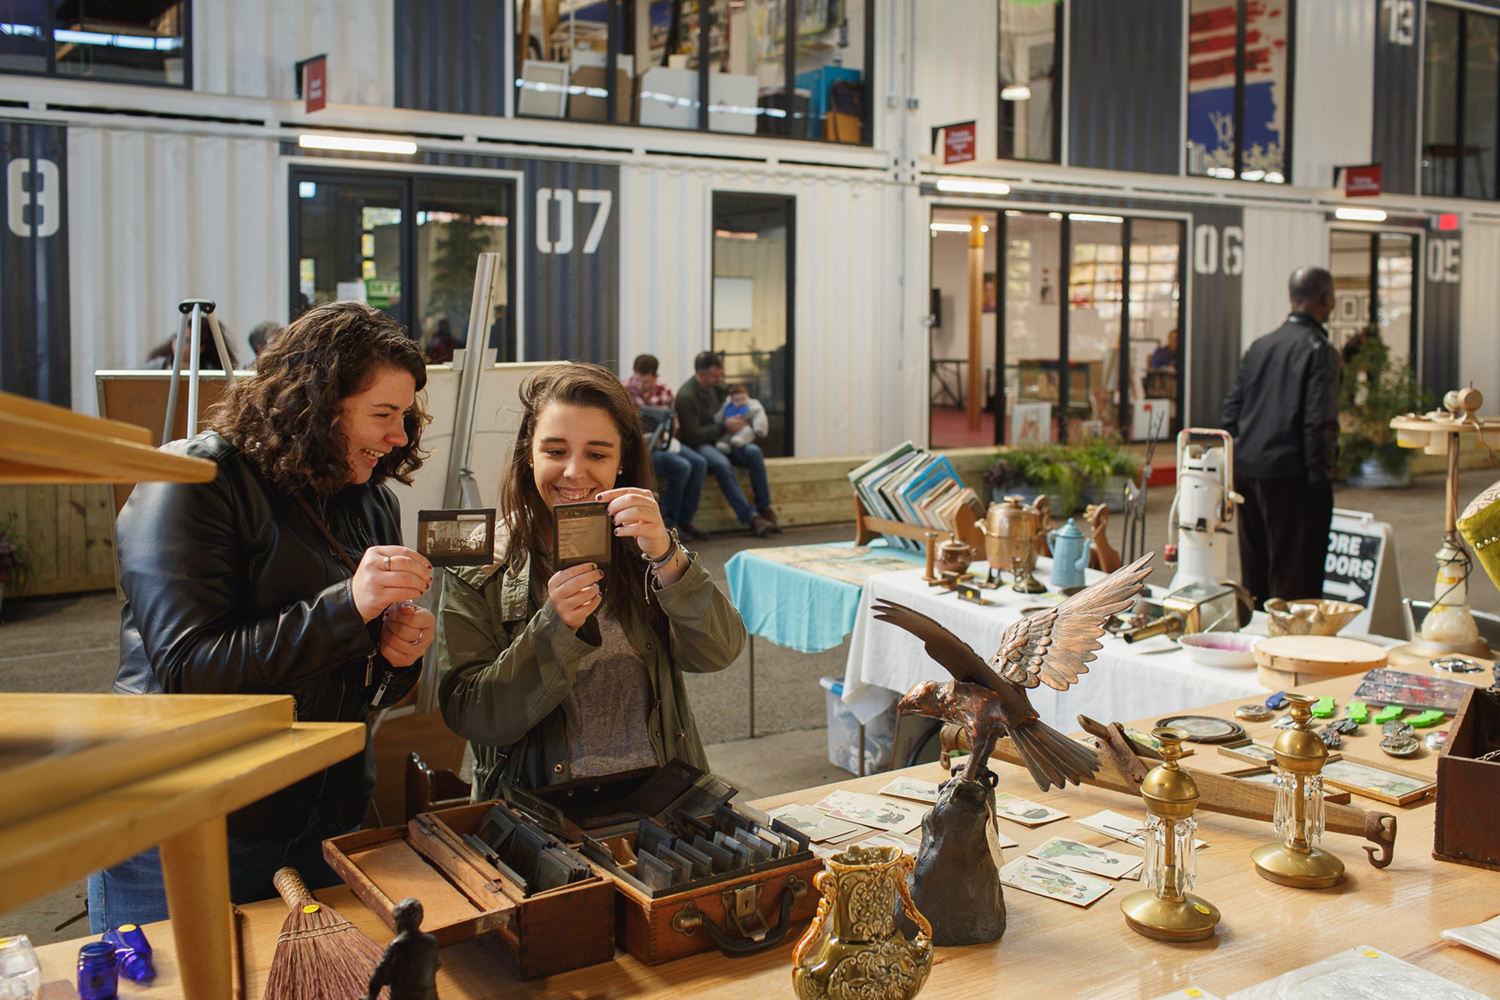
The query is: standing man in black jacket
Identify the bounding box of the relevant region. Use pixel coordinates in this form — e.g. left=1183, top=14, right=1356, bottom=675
left=1221, top=266, right=1342, bottom=606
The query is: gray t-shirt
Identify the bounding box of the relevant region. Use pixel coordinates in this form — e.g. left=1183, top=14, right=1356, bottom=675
left=561, top=610, right=659, bottom=778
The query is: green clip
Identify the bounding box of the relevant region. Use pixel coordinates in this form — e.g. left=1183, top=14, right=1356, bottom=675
left=1312, top=696, right=1335, bottom=718
left=1374, top=705, right=1404, bottom=724
left=1409, top=709, right=1446, bottom=728
left=1346, top=701, right=1368, bottom=723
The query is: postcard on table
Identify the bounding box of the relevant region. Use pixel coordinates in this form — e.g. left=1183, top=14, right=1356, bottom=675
left=852, top=830, right=922, bottom=858
left=813, top=790, right=927, bottom=833
left=1027, top=836, right=1143, bottom=880
left=1321, top=758, right=1436, bottom=806
left=766, top=804, right=865, bottom=843
left=1000, top=857, right=1115, bottom=907
left=993, top=791, right=1068, bottom=827
left=878, top=776, right=942, bottom=804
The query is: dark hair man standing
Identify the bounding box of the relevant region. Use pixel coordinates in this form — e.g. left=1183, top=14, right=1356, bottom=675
left=1221, top=266, right=1341, bottom=607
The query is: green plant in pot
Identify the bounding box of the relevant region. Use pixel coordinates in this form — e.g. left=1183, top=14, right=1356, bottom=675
left=984, top=444, right=1079, bottom=513
left=1075, top=436, right=1144, bottom=510
left=1336, top=337, right=1432, bottom=487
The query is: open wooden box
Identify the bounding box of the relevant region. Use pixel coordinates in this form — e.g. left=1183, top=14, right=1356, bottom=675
left=1433, top=685, right=1500, bottom=871
left=324, top=802, right=616, bottom=980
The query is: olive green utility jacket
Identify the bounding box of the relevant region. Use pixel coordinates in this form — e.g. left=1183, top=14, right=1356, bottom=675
left=435, top=549, right=744, bottom=801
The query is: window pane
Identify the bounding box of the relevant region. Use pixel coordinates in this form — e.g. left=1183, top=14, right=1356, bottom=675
left=928, top=209, right=999, bottom=448
left=516, top=0, right=620, bottom=122
left=1328, top=229, right=1372, bottom=362
left=53, top=0, right=187, bottom=85
left=414, top=178, right=515, bottom=363
left=712, top=193, right=793, bottom=456
left=1241, top=0, right=1288, bottom=182
left=1187, top=0, right=1238, bottom=178
left=703, top=0, right=781, bottom=137
left=1464, top=13, right=1498, bottom=200
left=0, top=2, right=47, bottom=73
left=1127, top=219, right=1182, bottom=443
left=1423, top=4, right=1460, bottom=197
left=295, top=178, right=408, bottom=331
left=1004, top=212, right=1061, bottom=444
left=793, top=0, right=865, bottom=143
left=1069, top=217, right=1123, bottom=442
left=998, top=0, right=1057, bottom=162
left=1377, top=232, right=1415, bottom=367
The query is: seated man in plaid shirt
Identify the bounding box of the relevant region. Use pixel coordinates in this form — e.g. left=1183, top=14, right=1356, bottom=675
left=623, top=354, right=710, bottom=540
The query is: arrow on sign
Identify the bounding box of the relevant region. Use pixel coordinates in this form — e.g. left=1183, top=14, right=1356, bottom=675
left=1325, top=579, right=1367, bottom=602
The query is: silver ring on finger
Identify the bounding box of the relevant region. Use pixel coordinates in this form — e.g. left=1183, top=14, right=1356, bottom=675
left=410, top=629, right=422, bottom=645
left=383, top=554, right=391, bottom=571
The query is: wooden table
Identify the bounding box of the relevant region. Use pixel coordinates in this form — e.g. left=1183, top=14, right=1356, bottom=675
left=4, top=695, right=363, bottom=999
left=30, top=670, right=1500, bottom=998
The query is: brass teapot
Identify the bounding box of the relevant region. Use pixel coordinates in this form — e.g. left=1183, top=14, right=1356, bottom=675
left=979, top=495, right=1048, bottom=593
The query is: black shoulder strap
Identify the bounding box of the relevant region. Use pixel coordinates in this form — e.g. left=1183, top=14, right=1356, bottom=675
left=294, top=493, right=360, bottom=575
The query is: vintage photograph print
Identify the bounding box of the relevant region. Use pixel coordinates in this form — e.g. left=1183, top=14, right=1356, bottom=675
left=417, top=508, right=497, bottom=567
left=553, top=500, right=612, bottom=569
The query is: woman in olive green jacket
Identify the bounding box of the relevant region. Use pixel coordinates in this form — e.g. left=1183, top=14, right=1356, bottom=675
left=436, top=363, right=744, bottom=799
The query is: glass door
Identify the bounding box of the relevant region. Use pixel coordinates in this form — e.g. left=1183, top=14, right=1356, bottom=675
left=928, top=208, right=1002, bottom=448
left=1126, top=218, right=1185, bottom=442
left=294, top=175, right=409, bottom=330
left=1329, top=228, right=1418, bottom=367
left=1067, top=215, right=1124, bottom=441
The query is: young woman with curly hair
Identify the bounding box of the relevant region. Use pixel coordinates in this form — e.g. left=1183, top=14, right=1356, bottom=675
left=436, top=363, right=745, bottom=796
left=90, top=301, right=436, bottom=930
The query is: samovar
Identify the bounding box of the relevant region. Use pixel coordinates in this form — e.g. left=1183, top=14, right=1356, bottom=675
left=980, top=495, right=1047, bottom=593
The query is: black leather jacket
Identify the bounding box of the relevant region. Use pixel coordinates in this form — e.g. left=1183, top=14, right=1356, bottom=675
left=114, top=432, right=419, bottom=839
left=1221, top=312, right=1341, bottom=482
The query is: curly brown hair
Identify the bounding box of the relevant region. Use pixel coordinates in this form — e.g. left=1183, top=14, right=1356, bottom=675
left=208, top=301, right=429, bottom=496
left=501, top=362, right=661, bottom=629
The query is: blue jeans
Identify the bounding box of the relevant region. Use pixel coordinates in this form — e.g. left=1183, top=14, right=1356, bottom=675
left=697, top=442, right=771, bottom=524
left=87, top=801, right=355, bottom=932
left=652, top=447, right=707, bottom=527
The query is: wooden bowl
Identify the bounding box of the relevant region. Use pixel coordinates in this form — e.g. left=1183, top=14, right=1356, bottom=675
left=1253, top=634, right=1388, bottom=688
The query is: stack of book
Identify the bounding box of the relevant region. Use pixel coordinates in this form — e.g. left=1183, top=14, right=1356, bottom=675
left=846, top=441, right=985, bottom=552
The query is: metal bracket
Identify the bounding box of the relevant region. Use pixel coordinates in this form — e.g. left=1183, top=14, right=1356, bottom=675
left=722, top=883, right=770, bottom=942
left=671, top=900, right=702, bottom=936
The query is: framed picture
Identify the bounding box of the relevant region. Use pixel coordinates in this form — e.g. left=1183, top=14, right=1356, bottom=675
left=1218, top=740, right=1340, bottom=767
left=1321, top=758, right=1436, bottom=806
left=983, top=271, right=997, bottom=313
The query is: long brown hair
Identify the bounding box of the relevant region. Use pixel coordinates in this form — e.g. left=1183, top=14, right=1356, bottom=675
left=501, top=362, right=660, bottom=629
left=209, top=301, right=429, bottom=496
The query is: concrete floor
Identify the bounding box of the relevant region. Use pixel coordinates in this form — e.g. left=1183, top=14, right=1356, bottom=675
left=4, top=467, right=1497, bottom=943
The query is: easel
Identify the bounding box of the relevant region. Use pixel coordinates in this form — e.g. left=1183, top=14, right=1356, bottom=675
left=163, top=298, right=238, bottom=443
left=853, top=494, right=988, bottom=582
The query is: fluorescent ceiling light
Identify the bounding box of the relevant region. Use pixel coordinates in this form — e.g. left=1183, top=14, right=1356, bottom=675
left=1335, top=207, right=1388, bottom=222
left=1000, top=84, right=1032, bottom=101
left=298, top=133, right=418, bottom=155
left=1070, top=213, right=1124, bottom=224
left=934, top=178, right=1012, bottom=196
left=929, top=223, right=990, bottom=233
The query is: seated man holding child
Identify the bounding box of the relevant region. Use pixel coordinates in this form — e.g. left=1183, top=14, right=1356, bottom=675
left=675, top=351, right=780, bottom=538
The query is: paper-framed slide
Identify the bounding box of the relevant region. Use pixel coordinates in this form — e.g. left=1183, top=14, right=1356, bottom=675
left=417, top=508, right=497, bottom=567
left=553, top=500, right=612, bottom=569
left=1320, top=758, right=1436, bottom=806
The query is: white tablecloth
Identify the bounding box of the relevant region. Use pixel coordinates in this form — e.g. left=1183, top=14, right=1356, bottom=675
left=841, top=558, right=1272, bottom=731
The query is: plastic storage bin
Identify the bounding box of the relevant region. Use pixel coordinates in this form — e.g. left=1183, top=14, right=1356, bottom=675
left=820, top=675, right=897, bottom=776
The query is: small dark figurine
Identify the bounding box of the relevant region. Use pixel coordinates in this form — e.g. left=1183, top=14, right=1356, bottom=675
left=874, top=553, right=1154, bottom=946
left=366, top=898, right=440, bottom=1000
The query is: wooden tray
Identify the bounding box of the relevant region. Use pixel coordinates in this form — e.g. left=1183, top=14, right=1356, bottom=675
left=324, top=803, right=616, bottom=981
left=1253, top=635, right=1388, bottom=688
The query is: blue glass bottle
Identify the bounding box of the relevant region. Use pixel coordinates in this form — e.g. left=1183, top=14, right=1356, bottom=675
left=76, top=941, right=118, bottom=1000
left=103, top=924, right=155, bottom=982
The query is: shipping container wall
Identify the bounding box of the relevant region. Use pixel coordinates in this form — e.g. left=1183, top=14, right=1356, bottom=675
left=1239, top=206, right=1327, bottom=352
left=194, top=0, right=395, bottom=107
left=1291, top=0, right=1375, bottom=189
left=1068, top=0, right=1182, bottom=175
left=907, top=0, right=999, bottom=164
left=67, top=129, right=284, bottom=414
left=616, top=163, right=910, bottom=457
left=1460, top=224, right=1500, bottom=411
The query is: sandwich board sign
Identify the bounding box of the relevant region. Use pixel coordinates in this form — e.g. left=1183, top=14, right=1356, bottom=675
left=1323, top=509, right=1404, bottom=638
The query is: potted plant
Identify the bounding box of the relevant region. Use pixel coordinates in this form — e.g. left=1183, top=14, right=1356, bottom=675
left=0, top=520, right=30, bottom=618
left=1075, top=436, right=1145, bottom=512
left=984, top=444, right=1079, bottom=514
left=1337, top=338, right=1432, bottom=488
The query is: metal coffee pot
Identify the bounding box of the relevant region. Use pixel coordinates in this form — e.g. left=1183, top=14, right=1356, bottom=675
left=1047, top=517, right=1092, bottom=593
left=980, top=495, right=1047, bottom=593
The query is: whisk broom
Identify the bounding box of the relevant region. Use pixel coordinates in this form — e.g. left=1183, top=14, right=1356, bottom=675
left=263, top=866, right=388, bottom=1000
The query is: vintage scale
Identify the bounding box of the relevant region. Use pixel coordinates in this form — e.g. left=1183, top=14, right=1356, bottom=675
left=1388, top=387, right=1499, bottom=662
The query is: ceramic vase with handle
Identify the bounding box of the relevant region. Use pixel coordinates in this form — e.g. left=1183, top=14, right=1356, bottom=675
left=791, top=844, right=932, bottom=1000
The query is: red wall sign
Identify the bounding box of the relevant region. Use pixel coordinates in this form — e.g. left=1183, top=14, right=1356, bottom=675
left=304, top=56, right=327, bottom=113
left=1343, top=164, right=1382, bottom=197
left=944, top=122, right=977, bottom=165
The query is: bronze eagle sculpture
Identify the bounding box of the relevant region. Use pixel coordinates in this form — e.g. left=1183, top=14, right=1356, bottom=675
left=875, top=551, right=1154, bottom=792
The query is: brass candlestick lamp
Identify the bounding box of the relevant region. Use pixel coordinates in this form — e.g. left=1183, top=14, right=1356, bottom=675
left=1120, top=727, right=1220, bottom=942
left=1251, top=693, right=1345, bottom=888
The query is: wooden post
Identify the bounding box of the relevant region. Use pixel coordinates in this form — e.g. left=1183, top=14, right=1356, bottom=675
left=160, top=817, right=233, bottom=1000
left=967, top=215, right=985, bottom=432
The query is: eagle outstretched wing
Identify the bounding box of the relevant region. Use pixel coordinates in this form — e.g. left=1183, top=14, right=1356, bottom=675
left=871, top=599, right=1009, bottom=692
left=988, top=552, right=1155, bottom=691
